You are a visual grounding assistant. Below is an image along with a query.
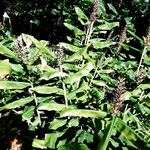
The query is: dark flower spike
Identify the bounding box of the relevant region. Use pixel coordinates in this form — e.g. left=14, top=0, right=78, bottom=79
left=117, top=25, right=128, bottom=52
left=0, top=22, right=4, bottom=30
left=113, top=77, right=125, bottom=115
left=85, top=0, right=99, bottom=45
left=13, top=35, right=27, bottom=59
left=144, top=25, right=150, bottom=47
left=90, top=0, right=99, bottom=22
left=137, top=68, right=146, bottom=84
left=57, top=43, right=64, bottom=66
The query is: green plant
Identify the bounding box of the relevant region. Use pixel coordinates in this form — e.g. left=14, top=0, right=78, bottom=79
left=0, top=0, right=150, bottom=150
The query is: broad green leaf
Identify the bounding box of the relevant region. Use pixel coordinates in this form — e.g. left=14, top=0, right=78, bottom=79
left=144, top=56, right=150, bottom=65
left=0, top=97, right=33, bottom=111
left=116, top=118, right=149, bottom=149
left=63, top=63, right=78, bottom=71
left=123, top=91, right=132, bottom=100
left=38, top=103, right=75, bottom=112
left=107, top=3, right=118, bottom=15
left=59, top=43, right=81, bottom=52
left=138, top=84, right=150, bottom=90
left=98, top=69, right=114, bottom=74
left=65, top=62, right=94, bottom=84
left=90, top=88, right=104, bottom=100
left=40, top=40, right=49, bottom=47
left=10, top=63, right=24, bottom=74
left=64, top=23, right=85, bottom=35
left=98, top=116, right=116, bottom=150
left=97, top=22, right=119, bottom=30
left=23, top=48, right=40, bottom=65
left=102, top=57, right=113, bottom=66
left=142, top=98, right=150, bottom=107
left=23, top=34, right=56, bottom=59
left=100, top=74, right=116, bottom=85
left=0, top=44, right=20, bottom=61
left=92, top=80, right=107, bottom=87
left=38, top=66, right=63, bottom=80
left=98, top=0, right=106, bottom=16
left=57, top=139, right=67, bottom=149
left=121, top=43, right=141, bottom=52
left=22, top=106, right=35, bottom=121
left=77, top=130, right=93, bottom=143
left=58, top=143, right=90, bottom=150
left=127, top=30, right=143, bottom=44
left=123, top=112, right=140, bottom=125
left=126, top=70, right=136, bottom=81
left=75, top=6, right=89, bottom=25
left=65, top=46, right=88, bottom=62
left=135, top=103, right=150, bottom=114
left=0, top=81, right=30, bottom=89
left=40, top=71, right=68, bottom=80
left=45, top=132, right=64, bottom=149
left=90, top=40, right=112, bottom=49
left=90, top=38, right=105, bottom=43
left=49, top=119, right=67, bottom=130
left=32, top=139, right=46, bottom=149
left=68, top=118, right=79, bottom=127
left=83, top=53, right=95, bottom=64
left=67, top=81, right=89, bottom=100
left=29, top=117, right=41, bottom=131
left=143, top=53, right=150, bottom=66
left=0, top=59, right=11, bottom=76
left=110, top=138, right=119, bottom=148
left=96, top=19, right=106, bottom=23
left=38, top=65, right=56, bottom=72
left=131, top=88, right=141, bottom=96
left=30, top=86, right=63, bottom=95
left=75, top=7, right=88, bottom=21
left=60, top=108, right=107, bottom=118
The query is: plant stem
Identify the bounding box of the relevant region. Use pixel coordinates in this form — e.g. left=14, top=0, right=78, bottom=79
left=89, top=66, right=98, bottom=87
left=89, top=54, right=105, bottom=87
left=85, top=21, right=94, bottom=45
left=33, top=92, right=41, bottom=125
left=60, top=64, right=68, bottom=108
left=137, top=46, right=147, bottom=76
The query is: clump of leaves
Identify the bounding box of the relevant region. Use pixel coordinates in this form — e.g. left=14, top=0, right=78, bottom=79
left=0, top=1, right=150, bottom=150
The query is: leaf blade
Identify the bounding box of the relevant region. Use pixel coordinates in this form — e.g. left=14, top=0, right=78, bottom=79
left=0, top=97, right=33, bottom=111
left=60, top=108, right=107, bottom=118
left=0, top=81, right=30, bottom=89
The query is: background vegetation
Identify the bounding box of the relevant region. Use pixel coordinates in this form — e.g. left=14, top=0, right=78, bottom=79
left=0, top=0, right=150, bottom=149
